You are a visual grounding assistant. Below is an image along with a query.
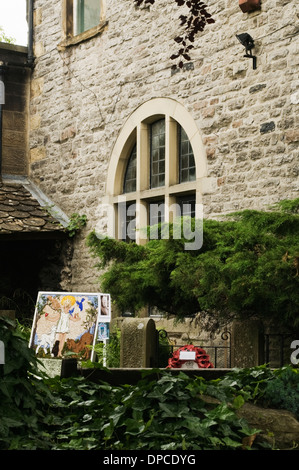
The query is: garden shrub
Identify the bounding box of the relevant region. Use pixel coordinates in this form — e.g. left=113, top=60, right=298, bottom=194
left=0, top=317, right=52, bottom=449
left=1, top=318, right=298, bottom=450
left=218, top=365, right=299, bottom=419
left=47, top=371, right=261, bottom=450
left=262, top=367, right=299, bottom=419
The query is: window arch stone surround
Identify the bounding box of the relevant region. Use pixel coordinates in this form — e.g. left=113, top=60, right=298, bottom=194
left=107, top=97, right=207, bottom=197
left=104, top=97, right=208, bottom=243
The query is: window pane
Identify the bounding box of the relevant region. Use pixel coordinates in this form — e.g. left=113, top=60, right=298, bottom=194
left=181, top=154, right=189, bottom=169
left=149, top=200, right=165, bottom=240
left=178, top=195, right=196, bottom=218
left=150, top=119, right=165, bottom=188
left=159, top=160, right=165, bottom=173
left=123, top=145, right=137, bottom=193
left=119, top=202, right=136, bottom=242
left=149, top=201, right=165, bottom=226
left=151, top=175, right=158, bottom=188
left=179, top=125, right=196, bottom=183
left=181, top=169, right=189, bottom=183
left=74, top=0, right=101, bottom=35
left=189, top=166, right=196, bottom=180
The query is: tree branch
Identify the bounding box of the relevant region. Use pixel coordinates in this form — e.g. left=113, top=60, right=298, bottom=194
left=134, top=0, right=215, bottom=69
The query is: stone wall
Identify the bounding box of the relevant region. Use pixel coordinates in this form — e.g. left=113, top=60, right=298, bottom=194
left=28, top=0, right=299, bottom=293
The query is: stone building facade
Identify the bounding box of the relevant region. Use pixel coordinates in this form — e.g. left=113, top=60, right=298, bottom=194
left=27, top=0, right=299, bottom=294
left=2, top=0, right=298, bottom=334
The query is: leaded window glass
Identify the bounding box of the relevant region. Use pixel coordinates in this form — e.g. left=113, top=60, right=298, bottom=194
left=120, top=113, right=198, bottom=245
left=149, top=200, right=165, bottom=240
left=149, top=200, right=165, bottom=227
left=123, top=145, right=137, bottom=193
left=179, top=126, right=196, bottom=183
left=150, top=119, right=165, bottom=188
left=178, top=194, right=196, bottom=218
left=119, top=202, right=136, bottom=242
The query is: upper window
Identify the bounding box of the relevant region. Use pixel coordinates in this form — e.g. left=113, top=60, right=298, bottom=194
left=59, top=0, right=106, bottom=49
left=73, top=0, right=101, bottom=36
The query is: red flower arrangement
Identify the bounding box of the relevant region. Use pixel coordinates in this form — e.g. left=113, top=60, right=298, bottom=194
left=167, top=344, right=214, bottom=369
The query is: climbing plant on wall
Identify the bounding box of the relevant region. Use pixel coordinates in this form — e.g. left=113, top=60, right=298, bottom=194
left=87, top=199, right=299, bottom=332
left=134, top=0, right=215, bottom=68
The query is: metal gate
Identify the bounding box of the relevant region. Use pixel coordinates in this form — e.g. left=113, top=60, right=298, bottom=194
left=157, top=329, right=232, bottom=368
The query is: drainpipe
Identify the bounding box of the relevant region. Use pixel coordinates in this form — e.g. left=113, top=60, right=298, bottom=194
left=26, top=0, right=34, bottom=183
left=27, top=0, right=34, bottom=67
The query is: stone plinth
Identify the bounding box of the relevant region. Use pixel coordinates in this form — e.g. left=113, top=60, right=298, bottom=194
left=120, top=318, right=157, bottom=368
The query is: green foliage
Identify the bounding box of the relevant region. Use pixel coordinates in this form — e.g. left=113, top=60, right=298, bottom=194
left=217, top=365, right=299, bottom=419
left=0, top=26, right=16, bottom=44
left=87, top=326, right=121, bottom=368
left=87, top=200, right=299, bottom=329
left=157, top=329, right=173, bottom=367
left=66, top=213, right=87, bottom=237
left=39, top=371, right=261, bottom=450
left=0, top=317, right=52, bottom=449
left=262, top=367, right=299, bottom=419
left=1, top=319, right=297, bottom=450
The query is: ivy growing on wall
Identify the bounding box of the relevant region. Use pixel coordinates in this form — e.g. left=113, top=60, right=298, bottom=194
left=65, top=213, right=87, bottom=237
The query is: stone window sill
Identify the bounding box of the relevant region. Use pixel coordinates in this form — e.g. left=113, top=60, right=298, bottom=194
left=57, top=21, right=108, bottom=51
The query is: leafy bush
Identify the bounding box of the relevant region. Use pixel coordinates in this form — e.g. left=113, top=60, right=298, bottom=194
left=0, top=317, right=52, bottom=449
left=1, top=319, right=298, bottom=450
left=262, top=367, right=299, bottom=419
left=86, top=326, right=121, bottom=367
left=218, top=365, right=299, bottom=419
left=87, top=199, right=299, bottom=330
left=46, top=371, right=260, bottom=450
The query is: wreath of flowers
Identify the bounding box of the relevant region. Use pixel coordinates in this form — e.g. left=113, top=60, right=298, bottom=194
left=167, top=344, right=214, bottom=369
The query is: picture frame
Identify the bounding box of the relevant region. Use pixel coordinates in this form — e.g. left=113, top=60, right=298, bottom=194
left=29, top=291, right=111, bottom=361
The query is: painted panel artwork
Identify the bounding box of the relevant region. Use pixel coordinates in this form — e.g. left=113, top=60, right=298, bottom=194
left=29, top=291, right=111, bottom=360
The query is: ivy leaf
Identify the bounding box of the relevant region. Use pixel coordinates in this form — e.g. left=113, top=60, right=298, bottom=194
left=222, top=436, right=242, bottom=448
left=232, top=395, right=245, bottom=410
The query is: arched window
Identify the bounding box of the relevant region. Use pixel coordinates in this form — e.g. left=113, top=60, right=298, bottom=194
left=105, top=98, right=207, bottom=245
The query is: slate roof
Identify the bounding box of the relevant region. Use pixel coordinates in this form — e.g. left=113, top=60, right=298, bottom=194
left=0, top=178, right=69, bottom=238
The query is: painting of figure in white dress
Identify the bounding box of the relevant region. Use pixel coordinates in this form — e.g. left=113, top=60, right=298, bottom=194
left=29, top=291, right=111, bottom=360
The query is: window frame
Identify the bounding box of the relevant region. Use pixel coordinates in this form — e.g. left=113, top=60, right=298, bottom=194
left=59, top=0, right=107, bottom=50
left=106, top=98, right=207, bottom=245
left=118, top=117, right=198, bottom=243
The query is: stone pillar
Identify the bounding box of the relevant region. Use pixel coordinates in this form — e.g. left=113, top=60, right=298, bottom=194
left=120, top=317, right=157, bottom=368
left=231, top=319, right=264, bottom=367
